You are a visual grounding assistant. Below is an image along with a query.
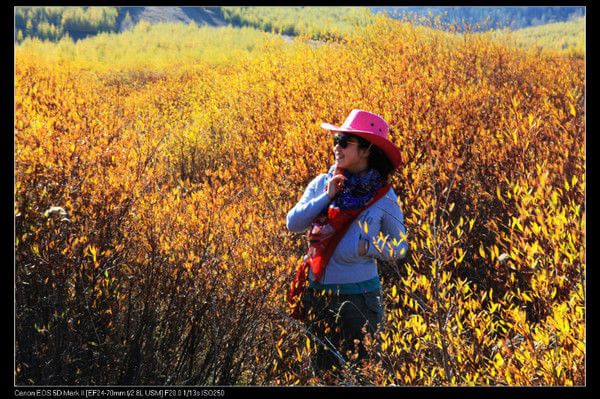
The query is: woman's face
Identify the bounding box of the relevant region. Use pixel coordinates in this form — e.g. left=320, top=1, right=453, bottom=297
left=333, top=133, right=370, bottom=173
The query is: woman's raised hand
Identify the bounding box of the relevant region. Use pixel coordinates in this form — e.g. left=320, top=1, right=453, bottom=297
left=326, top=174, right=347, bottom=199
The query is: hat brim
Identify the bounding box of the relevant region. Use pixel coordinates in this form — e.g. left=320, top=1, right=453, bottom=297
left=321, top=123, right=402, bottom=170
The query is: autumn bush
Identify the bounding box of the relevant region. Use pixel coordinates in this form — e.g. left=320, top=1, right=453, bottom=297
left=15, top=14, right=584, bottom=385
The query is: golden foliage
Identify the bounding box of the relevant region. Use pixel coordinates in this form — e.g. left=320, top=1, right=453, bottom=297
left=15, top=15, right=584, bottom=385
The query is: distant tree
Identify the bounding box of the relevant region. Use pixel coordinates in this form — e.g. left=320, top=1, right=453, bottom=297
left=15, top=6, right=118, bottom=42
left=121, top=11, right=133, bottom=31
left=15, top=9, right=26, bottom=28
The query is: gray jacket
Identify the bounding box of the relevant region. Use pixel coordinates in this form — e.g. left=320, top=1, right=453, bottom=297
left=286, top=172, right=409, bottom=284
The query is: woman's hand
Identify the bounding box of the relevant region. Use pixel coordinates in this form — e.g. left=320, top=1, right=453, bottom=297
left=326, top=174, right=347, bottom=199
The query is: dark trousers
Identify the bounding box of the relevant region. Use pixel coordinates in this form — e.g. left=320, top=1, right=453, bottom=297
left=301, top=287, right=384, bottom=374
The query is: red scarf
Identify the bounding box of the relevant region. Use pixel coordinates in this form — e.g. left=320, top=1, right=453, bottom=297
left=287, top=179, right=391, bottom=320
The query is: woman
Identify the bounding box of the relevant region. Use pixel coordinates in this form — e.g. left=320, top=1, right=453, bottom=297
left=286, top=109, right=409, bottom=375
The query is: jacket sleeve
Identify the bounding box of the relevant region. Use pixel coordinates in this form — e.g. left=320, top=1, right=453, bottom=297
left=366, top=195, right=409, bottom=261
left=286, top=174, right=331, bottom=233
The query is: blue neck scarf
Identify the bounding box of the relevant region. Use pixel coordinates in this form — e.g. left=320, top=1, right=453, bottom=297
left=326, top=164, right=386, bottom=210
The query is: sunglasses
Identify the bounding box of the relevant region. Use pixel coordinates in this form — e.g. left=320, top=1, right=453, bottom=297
left=333, top=135, right=358, bottom=149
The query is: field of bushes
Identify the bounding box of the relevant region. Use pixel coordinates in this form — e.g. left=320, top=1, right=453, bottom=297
left=15, top=14, right=585, bottom=385
left=494, top=16, right=585, bottom=55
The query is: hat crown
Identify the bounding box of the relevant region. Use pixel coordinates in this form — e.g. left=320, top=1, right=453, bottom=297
left=341, top=109, right=389, bottom=138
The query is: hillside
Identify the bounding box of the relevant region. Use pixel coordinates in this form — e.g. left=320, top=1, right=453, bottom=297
left=16, top=6, right=586, bottom=43
left=504, top=16, right=585, bottom=54
left=117, top=6, right=226, bottom=31
left=372, top=6, right=585, bottom=30
left=14, top=6, right=229, bottom=42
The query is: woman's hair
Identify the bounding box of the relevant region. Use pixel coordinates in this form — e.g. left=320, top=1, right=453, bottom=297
left=350, top=134, right=395, bottom=179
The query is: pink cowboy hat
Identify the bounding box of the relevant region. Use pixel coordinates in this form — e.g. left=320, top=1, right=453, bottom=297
left=321, top=109, right=402, bottom=169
